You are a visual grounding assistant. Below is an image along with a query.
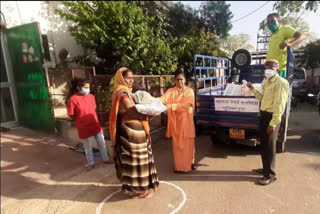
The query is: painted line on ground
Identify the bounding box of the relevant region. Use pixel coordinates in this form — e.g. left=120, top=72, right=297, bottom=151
left=96, top=180, right=187, bottom=214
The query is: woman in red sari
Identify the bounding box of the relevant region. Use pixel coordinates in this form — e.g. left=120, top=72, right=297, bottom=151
left=159, top=71, right=198, bottom=173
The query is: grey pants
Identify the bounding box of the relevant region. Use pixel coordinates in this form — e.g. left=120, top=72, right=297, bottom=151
left=82, top=132, right=109, bottom=165
left=259, top=111, right=280, bottom=179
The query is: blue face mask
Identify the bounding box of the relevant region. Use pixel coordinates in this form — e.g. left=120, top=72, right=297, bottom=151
left=80, top=87, right=90, bottom=95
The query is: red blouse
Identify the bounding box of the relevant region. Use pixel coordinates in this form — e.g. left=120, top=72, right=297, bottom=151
left=67, top=93, right=102, bottom=139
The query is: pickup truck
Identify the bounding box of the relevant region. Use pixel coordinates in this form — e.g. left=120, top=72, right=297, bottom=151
left=194, top=48, right=294, bottom=153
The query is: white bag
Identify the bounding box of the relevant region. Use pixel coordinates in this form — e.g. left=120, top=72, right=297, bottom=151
left=135, top=100, right=167, bottom=116
left=241, top=80, right=252, bottom=96
left=134, top=90, right=167, bottom=116
left=134, top=90, right=154, bottom=104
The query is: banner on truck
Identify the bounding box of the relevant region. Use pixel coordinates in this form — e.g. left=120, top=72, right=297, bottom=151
left=214, top=98, right=260, bottom=113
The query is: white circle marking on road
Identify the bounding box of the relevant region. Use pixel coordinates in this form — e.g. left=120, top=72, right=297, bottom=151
left=96, top=181, right=187, bottom=214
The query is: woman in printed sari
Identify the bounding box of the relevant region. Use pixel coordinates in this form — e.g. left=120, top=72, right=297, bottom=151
left=109, top=67, right=159, bottom=199
left=158, top=71, right=198, bottom=173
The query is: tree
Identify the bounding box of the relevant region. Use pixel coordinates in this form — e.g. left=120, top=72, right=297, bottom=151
left=136, top=1, right=171, bottom=38
left=55, top=1, right=177, bottom=75
left=172, top=28, right=227, bottom=81
left=273, top=1, right=319, bottom=17
left=199, top=1, right=233, bottom=38
left=220, top=34, right=254, bottom=56
left=168, top=2, right=201, bottom=38
left=302, top=39, right=320, bottom=91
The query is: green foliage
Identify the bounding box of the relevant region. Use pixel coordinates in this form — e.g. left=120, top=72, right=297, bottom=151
left=172, top=29, right=227, bottom=81
left=166, top=2, right=231, bottom=81
left=168, top=2, right=202, bottom=38
left=55, top=1, right=176, bottom=75
left=220, top=34, right=254, bottom=56
left=168, top=1, right=233, bottom=39
left=273, top=1, right=319, bottom=17
left=54, top=1, right=232, bottom=78
left=199, top=1, right=233, bottom=38
left=302, top=39, right=320, bottom=69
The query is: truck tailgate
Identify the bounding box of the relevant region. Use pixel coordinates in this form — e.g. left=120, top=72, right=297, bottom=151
left=196, top=95, right=260, bottom=130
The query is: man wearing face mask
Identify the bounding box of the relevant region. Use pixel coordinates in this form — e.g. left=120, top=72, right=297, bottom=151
left=247, top=60, right=289, bottom=185
left=266, top=13, right=305, bottom=78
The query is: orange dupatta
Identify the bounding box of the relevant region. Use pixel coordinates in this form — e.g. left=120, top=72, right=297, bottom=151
left=109, top=67, right=150, bottom=146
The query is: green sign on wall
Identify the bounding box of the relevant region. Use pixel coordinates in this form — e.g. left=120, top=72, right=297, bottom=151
left=7, top=22, right=54, bottom=131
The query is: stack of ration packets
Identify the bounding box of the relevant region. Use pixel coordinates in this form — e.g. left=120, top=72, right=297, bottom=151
left=223, top=80, right=262, bottom=96
left=134, top=90, right=167, bottom=116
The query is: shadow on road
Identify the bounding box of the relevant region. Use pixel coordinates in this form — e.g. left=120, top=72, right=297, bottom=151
left=285, top=129, right=320, bottom=155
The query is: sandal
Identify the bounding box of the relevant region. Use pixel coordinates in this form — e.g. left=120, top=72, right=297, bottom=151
left=137, top=191, right=153, bottom=199
left=258, top=177, right=277, bottom=186
left=191, top=164, right=199, bottom=171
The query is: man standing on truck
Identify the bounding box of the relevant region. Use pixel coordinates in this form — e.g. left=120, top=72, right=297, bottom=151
left=266, top=13, right=305, bottom=78
left=247, top=59, right=289, bottom=185
left=265, top=12, right=305, bottom=152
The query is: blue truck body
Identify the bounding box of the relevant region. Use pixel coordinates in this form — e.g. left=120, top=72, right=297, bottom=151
left=194, top=49, right=294, bottom=149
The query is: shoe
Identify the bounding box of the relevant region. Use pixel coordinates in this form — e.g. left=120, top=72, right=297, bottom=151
left=257, top=177, right=277, bottom=186
left=252, top=168, right=264, bottom=174
left=85, top=164, right=95, bottom=171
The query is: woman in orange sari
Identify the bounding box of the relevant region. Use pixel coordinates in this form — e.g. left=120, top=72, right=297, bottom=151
left=159, top=71, right=198, bottom=173
left=109, top=67, right=159, bottom=199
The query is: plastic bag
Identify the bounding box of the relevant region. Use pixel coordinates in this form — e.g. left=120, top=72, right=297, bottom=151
left=134, top=90, right=167, bottom=116
left=135, top=100, right=167, bottom=116
left=241, top=80, right=252, bottom=96
left=134, top=90, right=154, bottom=104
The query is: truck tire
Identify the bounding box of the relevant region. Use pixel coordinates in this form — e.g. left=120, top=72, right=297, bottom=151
left=231, top=49, right=251, bottom=69
left=211, top=128, right=227, bottom=144
left=211, top=133, right=223, bottom=144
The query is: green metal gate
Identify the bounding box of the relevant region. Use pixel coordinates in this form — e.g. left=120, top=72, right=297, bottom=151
left=7, top=22, right=54, bottom=131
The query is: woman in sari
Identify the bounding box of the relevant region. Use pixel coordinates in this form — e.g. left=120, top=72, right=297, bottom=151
left=159, top=71, right=198, bottom=173
left=109, top=67, right=159, bottom=199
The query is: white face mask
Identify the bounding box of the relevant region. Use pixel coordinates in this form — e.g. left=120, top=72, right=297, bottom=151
left=265, top=69, right=276, bottom=79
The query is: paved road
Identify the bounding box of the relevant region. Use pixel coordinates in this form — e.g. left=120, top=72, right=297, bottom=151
left=1, top=103, right=319, bottom=214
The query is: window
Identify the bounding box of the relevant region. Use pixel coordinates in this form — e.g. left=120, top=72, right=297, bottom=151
left=41, top=34, right=51, bottom=62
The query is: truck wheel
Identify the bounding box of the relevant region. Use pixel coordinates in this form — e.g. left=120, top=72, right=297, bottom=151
left=211, top=134, right=223, bottom=144
left=211, top=128, right=226, bottom=144
left=231, top=49, right=251, bottom=69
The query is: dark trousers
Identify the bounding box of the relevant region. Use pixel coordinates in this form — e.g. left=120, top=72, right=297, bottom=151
left=259, top=111, right=280, bottom=179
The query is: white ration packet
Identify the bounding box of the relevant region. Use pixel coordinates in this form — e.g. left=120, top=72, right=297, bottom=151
left=135, top=100, right=167, bottom=116
left=223, top=83, right=242, bottom=96
left=134, top=90, right=154, bottom=104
